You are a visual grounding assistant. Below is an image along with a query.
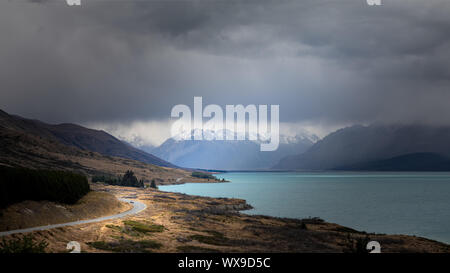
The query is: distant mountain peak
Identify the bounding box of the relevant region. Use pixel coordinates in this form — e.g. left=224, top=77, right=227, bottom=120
left=279, top=133, right=320, bottom=145
left=170, top=128, right=319, bottom=145
left=149, top=129, right=316, bottom=170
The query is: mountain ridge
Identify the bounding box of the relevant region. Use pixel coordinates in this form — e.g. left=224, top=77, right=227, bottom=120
left=0, top=109, right=203, bottom=184
left=336, top=152, right=450, bottom=171
left=0, top=109, right=175, bottom=168
left=149, top=129, right=317, bottom=170
left=274, top=124, right=450, bottom=170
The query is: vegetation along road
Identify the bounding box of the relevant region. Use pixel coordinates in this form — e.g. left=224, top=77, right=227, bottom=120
left=0, top=198, right=147, bottom=237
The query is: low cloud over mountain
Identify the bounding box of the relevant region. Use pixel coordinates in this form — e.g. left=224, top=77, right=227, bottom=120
left=274, top=124, right=450, bottom=170
left=148, top=130, right=318, bottom=170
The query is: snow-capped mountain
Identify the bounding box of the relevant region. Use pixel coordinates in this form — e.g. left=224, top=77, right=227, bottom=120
left=144, top=129, right=318, bottom=170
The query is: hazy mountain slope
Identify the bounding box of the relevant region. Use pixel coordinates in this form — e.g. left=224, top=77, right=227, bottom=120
left=0, top=124, right=195, bottom=184
left=274, top=124, right=450, bottom=170
left=149, top=133, right=316, bottom=170
left=0, top=109, right=175, bottom=168
left=337, top=153, right=450, bottom=171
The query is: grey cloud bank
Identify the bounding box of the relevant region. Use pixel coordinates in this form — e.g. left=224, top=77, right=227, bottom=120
left=1, top=0, right=450, bottom=130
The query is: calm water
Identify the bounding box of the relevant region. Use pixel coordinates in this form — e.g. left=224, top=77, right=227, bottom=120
left=159, top=172, right=450, bottom=243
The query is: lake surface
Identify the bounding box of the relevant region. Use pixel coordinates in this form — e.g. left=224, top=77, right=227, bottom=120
left=159, top=172, right=450, bottom=244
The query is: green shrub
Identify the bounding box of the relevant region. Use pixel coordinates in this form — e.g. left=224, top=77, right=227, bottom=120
left=191, top=172, right=217, bottom=180
left=105, top=224, right=122, bottom=232
left=92, top=175, right=121, bottom=185
left=122, top=220, right=165, bottom=234
left=0, top=235, right=48, bottom=253
left=188, top=230, right=231, bottom=246
left=92, top=170, right=144, bottom=188
left=121, top=170, right=142, bottom=187
left=87, top=239, right=162, bottom=253
left=0, top=166, right=90, bottom=208
left=150, top=179, right=158, bottom=189
left=344, top=234, right=371, bottom=253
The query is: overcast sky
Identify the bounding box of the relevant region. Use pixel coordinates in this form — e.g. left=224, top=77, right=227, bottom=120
left=1, top=0, right=450, bottom=145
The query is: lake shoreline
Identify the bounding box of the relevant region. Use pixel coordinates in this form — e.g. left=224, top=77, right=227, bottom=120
left=1, top=183, right=449, bottom=253
left=160, top=171, right=450, bottom=245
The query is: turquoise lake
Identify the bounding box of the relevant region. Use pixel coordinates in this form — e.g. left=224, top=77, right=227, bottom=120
left=159, top=172, right=450, bottom=244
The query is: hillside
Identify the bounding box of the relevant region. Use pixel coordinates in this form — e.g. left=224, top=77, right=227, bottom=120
left=274, top=124, right=450, bottom=170
left=0, top=109, right=203, bottom=185
left=0, top=109, right=175, bottom=168
left=0, top=125, right=194, bottom=184
left=337, top=153, right=450, bottom=171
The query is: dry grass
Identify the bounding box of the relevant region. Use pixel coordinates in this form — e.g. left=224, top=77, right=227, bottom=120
left=2, top=184, right=450, bottom=253
left=0, top=191, right=131, bottom=231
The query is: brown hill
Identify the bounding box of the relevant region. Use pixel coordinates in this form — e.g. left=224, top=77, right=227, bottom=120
left=0, top=109, right=175, bottom=168
left=0, top=109, right=199, bottom=184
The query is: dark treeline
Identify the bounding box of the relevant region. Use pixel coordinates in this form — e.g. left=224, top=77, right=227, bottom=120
left=0, top=166, right=90, bottom=208
left=91, top=175, right=121, bottom=185
left=191, top=171, right=217, bottom=180
left=150, top=179, right=158, bottom=189
left=92, top=170, right=144, bottom=188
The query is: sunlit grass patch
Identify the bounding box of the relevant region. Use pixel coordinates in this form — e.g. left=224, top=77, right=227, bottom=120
left=122, top=220, right=165, bottom=234
left=87, top=239, right=162, bottom=253
left=188, top=230, right=231, bottom=246
left=105, top=224, right=122, bottom=232
left=106, top=224, right=141, bottom=237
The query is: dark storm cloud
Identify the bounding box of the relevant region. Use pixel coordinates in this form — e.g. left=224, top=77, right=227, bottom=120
left=1, top=0, right=450, bottom=126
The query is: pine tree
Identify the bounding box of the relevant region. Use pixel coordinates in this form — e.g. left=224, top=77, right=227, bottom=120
left=121, top=170, right=140, bottom=187
left=150, top=179, right=158, bottom=189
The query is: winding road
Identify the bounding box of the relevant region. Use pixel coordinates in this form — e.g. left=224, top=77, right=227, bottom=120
left=0, top=198, right=147, bottom=237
